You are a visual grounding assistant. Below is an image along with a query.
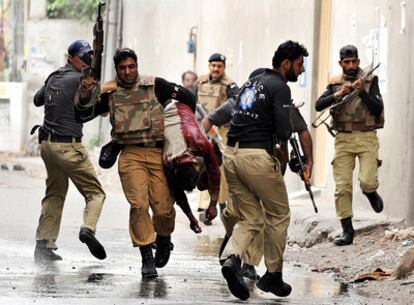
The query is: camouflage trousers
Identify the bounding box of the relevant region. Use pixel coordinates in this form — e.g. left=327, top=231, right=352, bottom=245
left=118, top=145, right=175, bottom=247
left=333, top=131, right=380, bottom=219
left=221, top=145, right=290, bottom=273
left=35, top=140, right=106, bottom=249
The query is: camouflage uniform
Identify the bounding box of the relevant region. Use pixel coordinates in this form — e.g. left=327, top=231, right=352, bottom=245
left=80, top=76, right=175, bottom=247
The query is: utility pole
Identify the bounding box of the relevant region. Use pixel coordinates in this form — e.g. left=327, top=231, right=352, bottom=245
left=98, top=0, right=123, bottom=145
left=10, top=0, right=24, bottom=82
left=0, top=0, right=9, bottom=81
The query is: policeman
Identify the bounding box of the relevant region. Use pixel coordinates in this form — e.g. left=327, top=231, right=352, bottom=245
left=204, top=68, right=313, bottom=281
left=194, top=53, right=239, bottom=224
left=315, top=45, right=384, bottom=246
left=220, top=41, right=309, bottom=300
left=33, top=40, right=106, bottom=262
left=76, top=48, right=175, bottom=279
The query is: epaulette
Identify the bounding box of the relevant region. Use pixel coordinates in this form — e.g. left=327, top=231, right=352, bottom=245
left=198, top=74, right=210, bottom=84
left=328, top=74, right=344, bottom=85
left=220, top=74, right=234, bottom=86
left=138, top=75, right=155, bottom=86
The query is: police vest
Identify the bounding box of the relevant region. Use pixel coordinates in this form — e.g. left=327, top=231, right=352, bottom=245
left=107, top=76, right=164, bottom=144
left=197, top=74, right=233, bottom=112
left=329, top=73, right=384, bottom=132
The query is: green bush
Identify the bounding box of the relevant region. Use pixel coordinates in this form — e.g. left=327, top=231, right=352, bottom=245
left=46, top=0, right=100, bottom=21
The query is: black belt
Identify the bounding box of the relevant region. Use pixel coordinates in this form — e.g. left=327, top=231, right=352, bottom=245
left=134, top=141, right=163, bottom=148
left=49, top=135, right=82, bottom=143
left=227, top=139, right=268, bottom=150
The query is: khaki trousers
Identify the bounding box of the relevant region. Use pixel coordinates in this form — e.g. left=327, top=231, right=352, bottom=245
left=221, top=146, right=290, bottom=272
left=198, top=127, right=229, bottom=209
left=118, top=145, right=175, bottom=247
left=35, top=140, right=106, bottom=249
left=333, top=131, right=380, bottom=219
left=221, top=200, right=264, bottom=266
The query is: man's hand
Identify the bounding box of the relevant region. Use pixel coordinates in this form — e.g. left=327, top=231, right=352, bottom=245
left=304, top=161, right=313, bottom=179
left=206, top=204, right=218, bottom=222
left=80, top=74, right=98, bottom=91
left=202, top=116, right=213, bottom=133
left=190, top=220, right=202, bottom=234
left=333, top=82, right=353, bottom=100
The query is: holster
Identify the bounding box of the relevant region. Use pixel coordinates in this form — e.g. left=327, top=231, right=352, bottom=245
left=30, top=125, right=48, bottom=144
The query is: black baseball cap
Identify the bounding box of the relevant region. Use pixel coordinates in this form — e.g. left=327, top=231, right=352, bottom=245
left=208, top=53, right=226, bottom=63
left=68, top=40, right=93, bottom=57
left=339, top=45, right=358, bottom=60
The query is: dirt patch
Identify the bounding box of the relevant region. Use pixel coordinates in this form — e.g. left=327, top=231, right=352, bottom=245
left=286, top=225, right=414, bottom=305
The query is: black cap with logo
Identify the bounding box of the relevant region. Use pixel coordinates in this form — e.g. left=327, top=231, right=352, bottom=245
left=208, top=53, right=226, bottom=63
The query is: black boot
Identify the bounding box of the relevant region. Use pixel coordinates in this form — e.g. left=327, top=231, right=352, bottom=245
left=221, top=255, right=250, bottom=300
left=333, top=218, right=355, bottom=246
left=218, top=234, right=230, bottom=265
left=154, top=235, right=172, bottom=268
left=79, top=227, right=107, bottom=260
left=139, top=245, right=158, bottom=279
left=256, top=271, right=292, bottom=297
left=363, top=191, right=384, bottom=213
left=241, top=263, right=260, bottom=281
left=34, top=240, right=62, bottom=263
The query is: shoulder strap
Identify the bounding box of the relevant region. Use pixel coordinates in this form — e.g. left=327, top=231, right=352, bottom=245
left=198, top=74, right=210, bottom=84
left=328, top=74, right=344, bottom=85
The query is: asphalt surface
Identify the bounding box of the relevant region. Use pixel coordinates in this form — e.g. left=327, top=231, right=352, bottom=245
left=0, top=166, right=368, bottom=305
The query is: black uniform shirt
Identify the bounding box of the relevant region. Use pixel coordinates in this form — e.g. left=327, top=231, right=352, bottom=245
left=34, top=64, right=83, bottom=137
left=227, top=69, right=292, bottom=143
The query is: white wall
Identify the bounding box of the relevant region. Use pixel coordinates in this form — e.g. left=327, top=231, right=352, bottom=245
left=324, top=0, right=414, bottom=224
left=115, top=0, right=414, bottom=223
left=0, top=82, right=27, bottom=152
left=121, top=0, right=316, bottom=192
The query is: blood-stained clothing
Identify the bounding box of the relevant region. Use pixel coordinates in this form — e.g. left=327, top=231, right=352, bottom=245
left=163, top=100, right=221, bottom=207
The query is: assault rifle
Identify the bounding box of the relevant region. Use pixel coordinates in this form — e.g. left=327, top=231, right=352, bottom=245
left=196, top=105, right=225, bottom=151
left=84, top=2, right=105, bottom=81
left=289, top=134, right=318, bottom=213
left=311, top=63, right=381, bottom=136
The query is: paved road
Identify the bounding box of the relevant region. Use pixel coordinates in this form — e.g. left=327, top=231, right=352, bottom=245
left=0, top=169, right=365, bottom=305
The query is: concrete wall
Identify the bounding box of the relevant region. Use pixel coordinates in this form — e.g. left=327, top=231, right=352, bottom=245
left=114, top=0, right=414, bottom=223
left=0, top=82, right=27, bottom=152
left=121, top=0, right=316, bottom=191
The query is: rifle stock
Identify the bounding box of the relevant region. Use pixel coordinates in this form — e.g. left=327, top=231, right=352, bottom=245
left=289, top=135, right=318, bottom=213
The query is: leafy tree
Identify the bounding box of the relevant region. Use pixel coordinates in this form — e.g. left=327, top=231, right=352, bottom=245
left=46, top=0, right=100, bottom=21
